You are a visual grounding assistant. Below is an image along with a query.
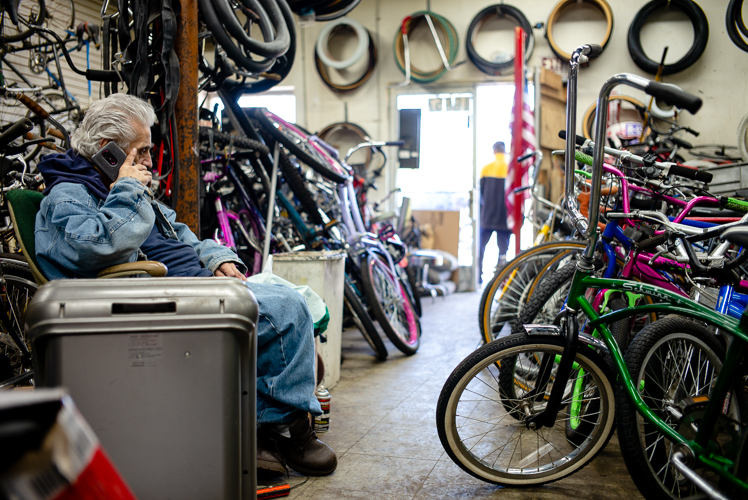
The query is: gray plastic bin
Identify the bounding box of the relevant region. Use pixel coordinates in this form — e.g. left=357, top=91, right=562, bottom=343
left=25, top=277, right=258, bottom=500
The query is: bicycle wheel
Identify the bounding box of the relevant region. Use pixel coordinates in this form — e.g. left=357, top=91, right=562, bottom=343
left=251, top=108, right=349, bottom=184
left=0, top=0, right=45, bottom=44
left=404, top=265, right=422, bottom=317
left=616, top=316, right=735, bottom=500
left=343, top=278, right=387, bottom=360
left=436, top=333, right=616, bottom=485
left=275, top=143, right=325, bottom=226
left=0, top=265, right=37, bottom=387
left=39, top=0, right=73, bottom=42
left=360, top=251, right=420, bottom=355
left=479, top=241, right=586, bottom=344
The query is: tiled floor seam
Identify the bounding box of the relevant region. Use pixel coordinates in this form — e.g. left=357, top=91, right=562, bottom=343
left=408, top=455, right=442, bottom=500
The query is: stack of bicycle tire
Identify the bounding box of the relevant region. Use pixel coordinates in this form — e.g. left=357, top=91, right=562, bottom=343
left=197, top=0, right=297, bottom=94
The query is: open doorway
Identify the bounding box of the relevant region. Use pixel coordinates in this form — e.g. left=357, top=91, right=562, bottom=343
left=394, top=84, right=535, bottom=290
left=396, top=92, right=474, bottom=291
left=475, top=83, right=535, bottom=285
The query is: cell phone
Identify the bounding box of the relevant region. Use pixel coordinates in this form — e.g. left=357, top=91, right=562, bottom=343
left=91, top=141, right=128, bottom=181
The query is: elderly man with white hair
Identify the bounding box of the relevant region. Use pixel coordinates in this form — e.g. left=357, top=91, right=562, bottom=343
left=34, top=93, right=337, bottom=478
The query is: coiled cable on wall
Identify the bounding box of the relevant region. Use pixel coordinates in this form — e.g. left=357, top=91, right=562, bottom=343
left=726, top=0, right=748, bottom=53
left=466, top=4, right=534, bottom=76
left=394, top=11, right=458, bottom=84
left=628, top=0, right=709, bottom=75
left=546, top=0, right=614, bottom=62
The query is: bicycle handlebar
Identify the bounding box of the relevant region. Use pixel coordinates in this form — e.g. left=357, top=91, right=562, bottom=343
left=586, top=44, right=604, bottom=59
left=667, top=164, right=713, bottom=183
left=721, top=225, right=748, bottom=247
left=644, top=80, right=702, bottom=114
left=516, top=151, right=538, bottom=162
left=669, top=137, right=693, bottom=150
left=0, top=118, right=33, bottom=149
left=344, top=140, right=403, bottom=164
left=32, top=27, right=122, bottom=82
left=558, top=130, right=587, bottom=147
left=8, top=171, right=44, bottom=189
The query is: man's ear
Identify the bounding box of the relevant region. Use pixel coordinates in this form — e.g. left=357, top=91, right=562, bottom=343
left=99, top=138, right=110, bottom=150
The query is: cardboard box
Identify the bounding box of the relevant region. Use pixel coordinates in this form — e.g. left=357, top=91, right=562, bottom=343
left=411, top=210, right=460, bottom=282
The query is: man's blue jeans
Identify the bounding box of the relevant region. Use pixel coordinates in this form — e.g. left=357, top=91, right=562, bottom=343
left=247, top=282, right=323, bottom=424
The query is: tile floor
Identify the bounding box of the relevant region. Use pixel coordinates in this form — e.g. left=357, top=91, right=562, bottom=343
left=262, top=291, right=644, bottom=499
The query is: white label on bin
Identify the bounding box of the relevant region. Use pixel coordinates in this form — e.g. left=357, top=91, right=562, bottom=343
left=128, top=334, right=163, bottom=367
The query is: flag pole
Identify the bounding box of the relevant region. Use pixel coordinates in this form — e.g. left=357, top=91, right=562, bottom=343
left=510, top=26, right=525, bottom=253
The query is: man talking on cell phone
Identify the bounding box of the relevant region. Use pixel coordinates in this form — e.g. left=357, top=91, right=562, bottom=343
left=34, top=93, right=337, bottom=478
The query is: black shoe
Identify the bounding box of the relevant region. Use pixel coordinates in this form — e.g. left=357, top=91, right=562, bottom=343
left=257, top=445, right=286, bottom=478
left=259, top=416, right=337, bottom=476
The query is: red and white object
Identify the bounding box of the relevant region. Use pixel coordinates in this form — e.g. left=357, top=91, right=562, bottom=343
left=507, top=26, right=538, bottom=251
left=0, top=389, right=136, bottom=500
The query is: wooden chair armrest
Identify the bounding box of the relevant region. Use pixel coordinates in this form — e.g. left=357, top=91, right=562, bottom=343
left=97, top=261, right=168, bottom=279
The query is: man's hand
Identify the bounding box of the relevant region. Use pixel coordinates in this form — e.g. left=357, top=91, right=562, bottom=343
left=111, top=147, right=152, bottom=188
left=215, top=262, right=246, bottom=281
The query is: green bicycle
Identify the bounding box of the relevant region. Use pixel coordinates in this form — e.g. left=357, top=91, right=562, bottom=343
left=437, top=45, right=748, bottom=499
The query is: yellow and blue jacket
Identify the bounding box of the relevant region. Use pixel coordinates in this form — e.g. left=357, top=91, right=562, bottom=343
left=479, top=153, right=509, bottom=231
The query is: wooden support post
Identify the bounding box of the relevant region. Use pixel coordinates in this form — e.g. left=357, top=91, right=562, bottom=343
left=174, top=0, right=199, bottom=233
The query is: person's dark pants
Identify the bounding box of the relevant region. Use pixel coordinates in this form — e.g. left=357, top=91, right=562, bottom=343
left=478, top=228, right=512, bottom=282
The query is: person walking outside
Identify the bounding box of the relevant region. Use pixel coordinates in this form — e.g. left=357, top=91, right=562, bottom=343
left=478, top=141, right=512, bottom=284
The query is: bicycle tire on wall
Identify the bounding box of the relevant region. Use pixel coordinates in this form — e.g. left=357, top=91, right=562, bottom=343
left=344, top=278, right=387, bottom=360
left=546, top=0, right=613, bottom=63
left=582, top=95, right=645, bottom=140
left=360, top=251, right=420, bottom=355
left=627, top=0, right=709, bottom=76
left=466, top=4, right=534, bottom=76
left=726, top=0, right=748, bottom=53
left=393, top=11, right=459, bottom=84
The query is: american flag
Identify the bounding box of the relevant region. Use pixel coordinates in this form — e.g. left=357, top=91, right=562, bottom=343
left=506, top=28, right=537, bottom=241
left=506, top=86, right=537, bottom=231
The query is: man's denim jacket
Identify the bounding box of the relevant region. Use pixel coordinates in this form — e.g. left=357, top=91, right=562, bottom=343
left=35, top=177, right=244, bottom=280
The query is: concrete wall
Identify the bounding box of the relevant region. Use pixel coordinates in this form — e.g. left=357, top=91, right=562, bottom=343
left=279, top=0, right=748, bottom=198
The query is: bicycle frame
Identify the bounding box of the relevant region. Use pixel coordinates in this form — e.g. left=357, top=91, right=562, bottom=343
left=201, top=158, right=266, bottom=276
left=551, top=46, right=748, bottom=494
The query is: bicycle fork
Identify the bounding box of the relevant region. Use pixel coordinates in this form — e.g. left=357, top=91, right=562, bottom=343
left=523, top=308, right=580, bottom=430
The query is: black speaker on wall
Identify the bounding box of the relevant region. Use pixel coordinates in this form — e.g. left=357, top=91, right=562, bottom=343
left=398, top=109, right=420, bottom=169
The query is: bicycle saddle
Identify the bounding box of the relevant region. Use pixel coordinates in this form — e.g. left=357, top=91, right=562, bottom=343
left=720, top=225, right=748, bottom=246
